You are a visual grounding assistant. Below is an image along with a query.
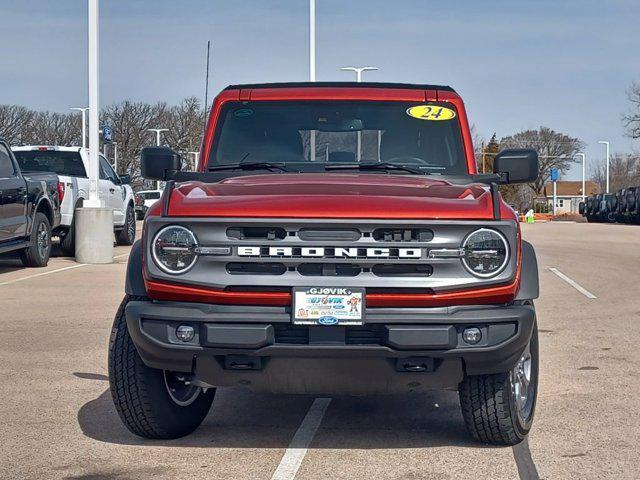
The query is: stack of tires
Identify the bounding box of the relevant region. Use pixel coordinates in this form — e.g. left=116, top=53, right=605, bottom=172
left=580, top=187, right=640, bottom=224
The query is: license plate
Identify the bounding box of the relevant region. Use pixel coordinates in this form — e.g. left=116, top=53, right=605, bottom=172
left=293, top=287, right=365, bottom=325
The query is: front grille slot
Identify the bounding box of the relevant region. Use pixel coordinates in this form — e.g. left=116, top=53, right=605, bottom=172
left=274, top=324, right=386, bottom=346
left=227, top=262, right=286, bottom=275
left=298, top=228, right=361, bottom=242
left=298, top=263, right=361, bottom=277
left=372, top=264, right=433, bottom=277
left=274, top=324, right=309, bottom=344
left=227, top=227, right=287, bottom=241
left=373, top=228, right=434, bottom=242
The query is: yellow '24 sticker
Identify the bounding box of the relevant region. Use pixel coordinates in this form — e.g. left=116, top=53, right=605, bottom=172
left=406, top=105, right=456, bottom=121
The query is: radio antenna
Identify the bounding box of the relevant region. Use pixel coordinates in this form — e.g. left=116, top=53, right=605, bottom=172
left=202, top=40, right=211, bottom=137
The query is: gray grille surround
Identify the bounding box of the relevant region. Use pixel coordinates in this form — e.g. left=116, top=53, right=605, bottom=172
left=145, top=217, right=519, bottom=292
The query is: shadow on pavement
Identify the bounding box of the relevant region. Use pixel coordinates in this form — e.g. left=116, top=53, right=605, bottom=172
left=77, top=377, right=486, bottom=450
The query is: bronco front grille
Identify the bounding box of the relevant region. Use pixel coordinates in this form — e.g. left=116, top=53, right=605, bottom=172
left=144, top=217, right=519, bottom=293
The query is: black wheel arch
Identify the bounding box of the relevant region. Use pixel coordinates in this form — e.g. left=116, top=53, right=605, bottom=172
left=514, top=240, right=539, bottom=301
left=125, top=240, right=148, bottom=296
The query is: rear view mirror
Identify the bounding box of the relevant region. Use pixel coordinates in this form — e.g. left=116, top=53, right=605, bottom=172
left=141, top=146, right=181, bottom=181
left=119, top=174, right=131, bottom=184
left=493, top=149, right=538, bottom=184
left=579, top=202, right=585, bottom=215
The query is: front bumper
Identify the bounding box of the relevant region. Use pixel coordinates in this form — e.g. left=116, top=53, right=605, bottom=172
left=125, top=300, right=535, bottom=395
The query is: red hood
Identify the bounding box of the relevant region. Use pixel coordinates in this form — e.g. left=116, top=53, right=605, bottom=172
left=166, top=173, right=504, bottom=219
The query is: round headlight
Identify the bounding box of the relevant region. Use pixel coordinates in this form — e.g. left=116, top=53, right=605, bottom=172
left=462, top=228, right=509, bottom=278
left=152, top=226, right=198, bottom=274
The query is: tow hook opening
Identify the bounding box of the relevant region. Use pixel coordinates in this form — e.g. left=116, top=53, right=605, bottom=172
left=396, top=357, right=435, bottom=373
left=223, top=355, right=263, bottom=371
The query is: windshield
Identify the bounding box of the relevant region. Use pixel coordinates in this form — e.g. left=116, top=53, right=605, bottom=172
left=208, top=101, right=467, bottom=174
left=13, top=150, right=86, bottom=177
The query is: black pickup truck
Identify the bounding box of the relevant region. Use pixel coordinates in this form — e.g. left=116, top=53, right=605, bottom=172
left=0, top=139, right=61, bottom=267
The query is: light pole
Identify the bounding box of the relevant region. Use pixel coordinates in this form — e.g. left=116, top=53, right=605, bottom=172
left=148, top=129, right=168, bottom=189
left=340, top=66, right=378, bottom=82
left=309, top=0, right=315, bottom=82
left=75, top=0, right=113, bottom=265
left=309, top=0, right=316, bottom=160
left=598, top=141, right=610, bottom=193
left=70, top=107, right=89, bottom=148
left=575, top=153, right=586, bottom=201
left=148, top=128, right=169, bottom=147
left=188, top=151, right=199, bottom=171
left=112, top=142, right=118, bottom=173
left=340, top=67, right=379, bottom=161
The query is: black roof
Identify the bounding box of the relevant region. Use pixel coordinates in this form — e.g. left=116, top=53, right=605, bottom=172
left=224, top=81, right=455, bottom=92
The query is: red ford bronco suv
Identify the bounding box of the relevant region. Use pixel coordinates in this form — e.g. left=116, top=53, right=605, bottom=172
left=109, top=82, right=540, bottom=445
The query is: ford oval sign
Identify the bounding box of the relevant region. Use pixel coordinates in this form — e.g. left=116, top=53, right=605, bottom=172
left=318, top=316, right=339, bottom=326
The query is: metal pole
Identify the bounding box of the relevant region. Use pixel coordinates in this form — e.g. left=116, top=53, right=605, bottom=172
left=576, top=153, right=586, bottom=201
left=113, top=142, right=118, bottom=173
left=309, top=0, right=316, bottom=160
left=148, top=129, right=168, bottom=189
left=309, top=0, right=315, bottom=82
left=553, top=180, right=557, bottom=216
left=340, top=67, right=378, bottom=162
left=598, top=141, right=610, bottom=193
left=86, top=0, right=100, bottom=207
left=71, top=107, right=89, bottom=149
left=188, top=151, right=199, bottom=171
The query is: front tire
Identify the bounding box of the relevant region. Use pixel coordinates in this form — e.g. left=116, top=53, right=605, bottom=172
left=459, top=323, right=539, bottom=446
left=115, top=205, right=136, bottom=246
left=20, top=212, right=51, bottom=267
left=108, top=295, right=215, bottom=439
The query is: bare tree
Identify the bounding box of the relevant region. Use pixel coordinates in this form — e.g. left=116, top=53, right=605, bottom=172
left=623, top=82, right=640, bottom=139
left=500, top=127, right=584, bottom=194
left=101, top=101, right=170, bottom=184
left=0, top=105, right=35, bottom=144
left=591, top=153, right=640, bottom=192
left=27, top=111, right=81, bottom=145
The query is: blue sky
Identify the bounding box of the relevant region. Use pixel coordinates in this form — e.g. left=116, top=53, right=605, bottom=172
left=1, top=0, right=639, bottom=179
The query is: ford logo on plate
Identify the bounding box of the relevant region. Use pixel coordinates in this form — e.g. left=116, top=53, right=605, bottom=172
left=317, top=316, right=339, bottom=326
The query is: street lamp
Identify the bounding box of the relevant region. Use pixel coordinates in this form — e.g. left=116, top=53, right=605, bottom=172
left=340, top=66, right=378, bottom=82
left=575, top=153, right=586, bottom=201
left=188, top=151, right=199, bottom=171
left=148, top=128, right=169, bottom=146
left=598, top=141, right=610, bottom=193
left=309, top=0, right=315, bottom=82
left=148, top=129, right=168, bottom=189
left=70, top=107, right=89, bottom=148
left=340, top=66, right=379, bottom=161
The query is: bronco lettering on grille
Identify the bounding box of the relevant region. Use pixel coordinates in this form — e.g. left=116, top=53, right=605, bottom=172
left=237, top=246, right=424, bottom=258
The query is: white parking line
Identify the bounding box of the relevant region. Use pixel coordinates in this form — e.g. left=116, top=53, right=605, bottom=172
left=0, top=253, right=129, bottom=287
left=271, top=397, right=332, bottom=480
left=548, top=267, right=597, bottom=299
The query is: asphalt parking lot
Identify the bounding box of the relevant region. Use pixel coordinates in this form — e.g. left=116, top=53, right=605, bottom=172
left=1, top=221, right=638, bottom=480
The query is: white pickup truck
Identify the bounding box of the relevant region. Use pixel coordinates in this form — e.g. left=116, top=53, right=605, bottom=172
left=12, top=146, right=136, bottom=255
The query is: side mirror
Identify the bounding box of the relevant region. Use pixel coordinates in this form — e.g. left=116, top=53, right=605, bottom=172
left=119, top=174, right=131, bottom=184
left=579, top=202, right=585, bottom=215
left=493, top=149, right=538, bottom=184
left=141, top=146, right=181, bottom=181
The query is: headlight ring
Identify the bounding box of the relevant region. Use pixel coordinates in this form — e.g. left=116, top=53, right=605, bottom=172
left=461, top=228, right=510, bottom=278
left=152, top=225, right=199, bottom=274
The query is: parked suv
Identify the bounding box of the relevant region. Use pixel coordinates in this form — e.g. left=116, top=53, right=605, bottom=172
left=12, top=146, right=136, bottom=255
left=0, top=139, right=61, bottom=266
left=109, top=82, right=540, bottom=446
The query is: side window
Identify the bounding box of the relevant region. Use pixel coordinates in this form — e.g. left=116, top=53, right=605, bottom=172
left=0, top=144, right=16, bottom=177
left=99, top=156, right=119, bottom=184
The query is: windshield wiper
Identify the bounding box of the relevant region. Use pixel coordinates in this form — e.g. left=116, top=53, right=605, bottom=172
left=208, top=161, right=296, bottom=173
left=325, top=162, right=428, bottom=175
